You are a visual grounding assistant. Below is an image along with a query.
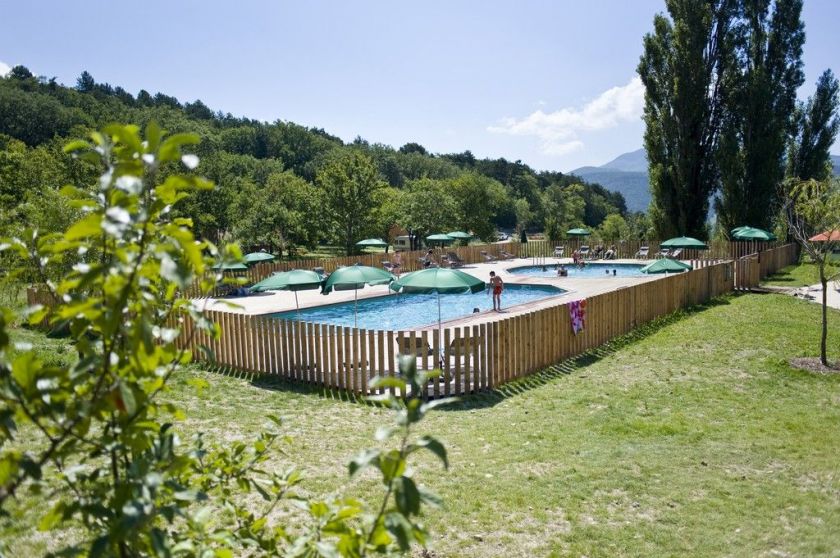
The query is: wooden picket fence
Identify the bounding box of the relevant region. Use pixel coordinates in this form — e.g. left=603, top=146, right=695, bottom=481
left=26, top=243, right=799, bottom=398
left=168, top=260, right=736, bottom=397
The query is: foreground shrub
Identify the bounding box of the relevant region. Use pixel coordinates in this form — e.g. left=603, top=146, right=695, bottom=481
left=0, top=124, right=448, bottom=556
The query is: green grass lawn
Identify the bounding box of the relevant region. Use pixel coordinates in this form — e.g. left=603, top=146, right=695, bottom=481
left=3, top=293, right=840, bottom=557
left=762, top=260, right=839, bottom=288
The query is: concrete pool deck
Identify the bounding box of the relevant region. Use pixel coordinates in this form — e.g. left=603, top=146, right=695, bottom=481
left=200, top=257, right=666, bottom=330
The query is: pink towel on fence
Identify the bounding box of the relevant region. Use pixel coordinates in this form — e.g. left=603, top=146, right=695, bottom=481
left=569, top=299, right=587, bottom=335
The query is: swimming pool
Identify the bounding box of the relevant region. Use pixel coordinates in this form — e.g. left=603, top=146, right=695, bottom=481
left=272, top=284, right=565, bottom=329
left=509, top=263, right=645, bottom=278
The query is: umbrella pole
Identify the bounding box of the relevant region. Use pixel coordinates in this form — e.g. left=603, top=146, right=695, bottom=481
left=437, top=291, right=443, bottom=366
left=295, top=291, right=300, bottom=321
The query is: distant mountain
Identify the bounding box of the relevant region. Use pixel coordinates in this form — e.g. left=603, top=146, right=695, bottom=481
left=571, top=149, right=650, bottom=212
left=572, top=150, right=838, bottom=214
left=601, top=148, right=648, bottom=173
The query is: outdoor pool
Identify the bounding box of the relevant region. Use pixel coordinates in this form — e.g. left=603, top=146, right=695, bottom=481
left=271, top=284, right=565, bottom=329
left=510, top=263, right=645, bottom=278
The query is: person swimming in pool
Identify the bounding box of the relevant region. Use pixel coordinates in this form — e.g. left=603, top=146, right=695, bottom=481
left=488, top=271, right=504, bottom=311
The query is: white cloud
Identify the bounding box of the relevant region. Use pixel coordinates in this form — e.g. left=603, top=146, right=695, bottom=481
left=488, top=76, right=644, bottom=156
left=0, top=61, right=11, bottom=77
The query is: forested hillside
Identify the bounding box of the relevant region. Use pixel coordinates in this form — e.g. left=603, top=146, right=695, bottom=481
left=0, top=67, right=630, bottom=255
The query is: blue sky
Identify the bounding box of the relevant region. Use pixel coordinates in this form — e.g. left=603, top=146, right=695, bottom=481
left=1, top=0, right=837, bottom=171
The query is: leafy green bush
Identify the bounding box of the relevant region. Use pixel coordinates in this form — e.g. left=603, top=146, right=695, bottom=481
left=0, top=124, right=448, bottom=556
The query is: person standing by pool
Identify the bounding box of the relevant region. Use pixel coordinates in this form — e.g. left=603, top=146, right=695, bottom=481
left=489, top=271, right=504, bottom=311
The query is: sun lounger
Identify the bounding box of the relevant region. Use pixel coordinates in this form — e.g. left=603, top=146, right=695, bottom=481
left=669, top=248, right=683, bottom=259
left=553, top=246, right=565, bottom=257
left=418, top=256, right=438, bottom=268
left=500, top=250, right=516, bottom=260
left=445, top=252, right=465, bottom=268
left=654, top=248, right=670, bottom=258
left=480, top=251, right=497, bottom=262
left=634, top=246, right=650, bottom=259
left=382, top=260, right=399, bottom=273
left=312, top=266, right=326, bottom=278
left=579, top=245, right=591, bottom=259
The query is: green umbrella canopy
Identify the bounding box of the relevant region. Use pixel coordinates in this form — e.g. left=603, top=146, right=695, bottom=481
left=212, top=262, right=249, bottom=271
left=355, top=238, right=389, bottom=248
left=390, top=268, right=485, bottom=294
left=251, top=270, right=322, bottom=292
left=661, top=236, right=708, bottom=249
left=566, top=228, right=590, bottom=237
left=731, top=226, right=777, bottom=241
left=640, top=258, right=692, bottom=274
left=446, top=231, right=473, bottom=239
left=426, top=233, right=455, bottom=243
left=321, top=265, right=395, bottom=294
left=243, top=251, right=276, bottom=264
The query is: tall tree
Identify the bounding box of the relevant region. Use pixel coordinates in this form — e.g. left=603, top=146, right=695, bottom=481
left=638, top=0, right=737, bottom=239
left=398, top=179, right=458, bottom=250
left=449, top=173, right=508, bottom=242
left=716, top=0, right=805, bottom=232
left=76, top=70, right=95, bottom=92
left=317, top=150, right=384, bottom=255
left=782, top=177, right=840, bottom=366
left=787, top=69, right=840, bottom=181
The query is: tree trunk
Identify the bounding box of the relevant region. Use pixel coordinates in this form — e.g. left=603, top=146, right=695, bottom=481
left=821, top=274, right=829, bottom=366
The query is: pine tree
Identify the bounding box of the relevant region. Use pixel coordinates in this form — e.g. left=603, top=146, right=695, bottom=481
left=638, top=0, right=737, bottom=239
left=76, top=70, right=95, bottom=92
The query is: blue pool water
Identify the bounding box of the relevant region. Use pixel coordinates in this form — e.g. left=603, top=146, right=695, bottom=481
left=510, top=263, right=644, bottom=278
left=272, top=284, right=565, bottom=329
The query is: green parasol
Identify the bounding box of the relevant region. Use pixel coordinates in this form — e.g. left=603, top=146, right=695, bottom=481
left=212, top=262, right=249, bottom=271
left=355, top=238, right=389, bottom=248
left=660, top=236, right=708, bottom=249
left=566, top=228, right=590, bottom=237
left=251, top=269, right=323, bottom=317
left=426, top=233, right=455, bottom=247
left=390, top=268, right=485, bottom=340
left=321, top=265, right=396, bottom=327
left=243, top=252, right=276, bottom=264
left=640, top=258, right=692, bottom=274
left=731, top=227, right=777, bottom=241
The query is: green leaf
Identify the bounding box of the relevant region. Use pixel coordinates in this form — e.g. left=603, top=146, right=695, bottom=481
left=369, top=376, right=406, bottom=390
left=11, top=353, right=40, bottom=390
left=348, top=449, right=380, bottom=477
left=118, top=381, right=137, bottom=415
left=414, top=436, right=448, bottom=469
left=394, top=477, right=421, bottom=516
left=38, top=501, right=65, bottom=531
left=384, top=512, right=413, bottom=551
left=418, top=486, right=444, bottom=508
left=62, top=139, right=90, bottom=154
left=158, top=133, right=200, bottom=162
left=64, top=213, right=102, bottom=241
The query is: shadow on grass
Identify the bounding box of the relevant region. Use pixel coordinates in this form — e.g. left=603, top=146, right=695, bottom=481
left=203, top=295, right=737, bottom=409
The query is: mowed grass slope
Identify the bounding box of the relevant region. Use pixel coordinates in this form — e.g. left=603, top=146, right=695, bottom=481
left=3, top=293, right=839, bottom=557
left=762, top=260, right=838, bottom=288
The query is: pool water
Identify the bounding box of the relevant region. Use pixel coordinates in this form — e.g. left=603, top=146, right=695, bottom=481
left=272, top=284, right=565, bottom=329
left=510, top=263, right=644, bottom=278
